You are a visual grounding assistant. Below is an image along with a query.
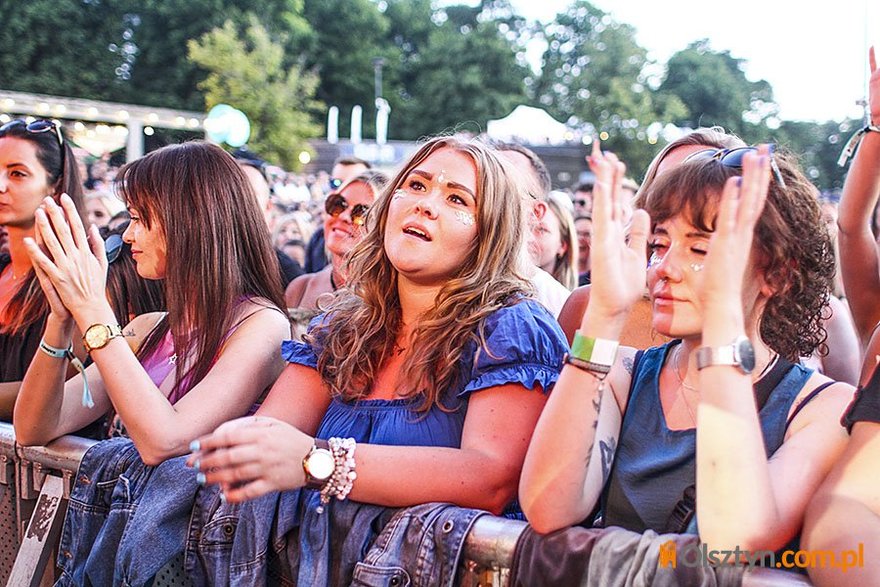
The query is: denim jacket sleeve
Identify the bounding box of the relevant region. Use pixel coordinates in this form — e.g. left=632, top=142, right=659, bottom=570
left=350, top=503, right=487, bottom=587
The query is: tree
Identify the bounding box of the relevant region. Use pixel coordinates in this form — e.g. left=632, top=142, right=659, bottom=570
left=532, top=0, right=687, bottom=178
left=657, top=40, right=777, bottom=141
left=188, top=17, right=322, bottom=170
left=383, top=0, right=530, bottom=139
left=772, top=119, right=854, bottom=192
left=0, top=0, right=311, bottom=111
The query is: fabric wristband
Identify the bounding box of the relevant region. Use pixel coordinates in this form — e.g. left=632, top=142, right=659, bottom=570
left=838, top=124, right=880, bottom=166
left=39, top=339, right=94, bottom=409
left=570, top=332, right=619, bottom=373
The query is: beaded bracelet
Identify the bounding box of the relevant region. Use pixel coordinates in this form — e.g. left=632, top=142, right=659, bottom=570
left=39, top=339, right=93, bottom=408
left=316, top=437, right=357, bottom=514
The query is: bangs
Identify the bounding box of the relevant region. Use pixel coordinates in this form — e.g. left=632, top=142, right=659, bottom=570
left=643, top=158, right=738, bottom=233
left=114, top=158, right=160, bottom=229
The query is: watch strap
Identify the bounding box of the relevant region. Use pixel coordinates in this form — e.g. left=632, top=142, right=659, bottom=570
left=695, top=345, right=737, bottom=369
left=82, top=323, right=124, bottom=353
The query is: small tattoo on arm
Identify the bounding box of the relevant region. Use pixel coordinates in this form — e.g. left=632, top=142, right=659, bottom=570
left=600, top=437, right=617, bottom=482
left=623, top=356, right=634, bottom=374
left=124, top=329, right=135, bottom=337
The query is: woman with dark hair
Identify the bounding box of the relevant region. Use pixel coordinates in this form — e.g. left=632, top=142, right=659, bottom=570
left=14, top=141, right=291, bottom=465
left=521, top=141, right=854, bottom=555
left=101, top=222, right=166, bottom=327
left=184, top=136, right=567, bottom=583
left=0, top=118, right=86, bottom=419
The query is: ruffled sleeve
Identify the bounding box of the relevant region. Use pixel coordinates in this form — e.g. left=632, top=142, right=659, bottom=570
left=280, top=314, right=328, bottom=369
left=459, top=300, right=567, bottom=397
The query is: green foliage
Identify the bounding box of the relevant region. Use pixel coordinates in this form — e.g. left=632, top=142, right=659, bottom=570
left=384, top=0, right=530, bottom=139
left=771, top=119, right=854, bottom=192
left=188, top=17, right=322, bottom=170
left=657, top=40, right=776, bottom=140
left=530, top=0, right=687, bottom=178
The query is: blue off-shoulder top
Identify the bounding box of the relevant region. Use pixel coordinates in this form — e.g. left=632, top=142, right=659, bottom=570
left=280, top=299, right=567, bottom=448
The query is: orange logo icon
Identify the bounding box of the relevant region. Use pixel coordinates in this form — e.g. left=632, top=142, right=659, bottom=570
left=659, top=540, right=677, bottom=568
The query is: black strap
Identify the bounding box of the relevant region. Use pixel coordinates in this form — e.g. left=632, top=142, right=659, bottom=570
left=662, top=353, right=796, bottom=534
left=786, top=380, right=836, bottom=429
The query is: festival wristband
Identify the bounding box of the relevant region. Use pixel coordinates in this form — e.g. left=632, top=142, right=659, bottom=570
left=570, top=332, right=619, bottom=373
left=39, top=339, right=94, bottom=409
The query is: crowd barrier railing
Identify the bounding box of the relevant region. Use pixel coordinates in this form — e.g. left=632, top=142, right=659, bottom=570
left=0, top=422, right=813, bottom=586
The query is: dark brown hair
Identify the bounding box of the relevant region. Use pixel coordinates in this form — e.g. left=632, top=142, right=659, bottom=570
left=0, top=120, right=86, bottom=335
left=116, top=141, right=286, bottom=398
left=644, top=149, right=835, bottom=361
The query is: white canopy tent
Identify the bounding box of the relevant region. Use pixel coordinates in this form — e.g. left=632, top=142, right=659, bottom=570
left=486, top=105, right=570, bottom=145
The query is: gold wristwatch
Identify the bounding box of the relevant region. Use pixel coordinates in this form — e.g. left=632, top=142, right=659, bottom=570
left=302, top=439, right=335, bottom=490
left=82, top=323, right=124, bottom=353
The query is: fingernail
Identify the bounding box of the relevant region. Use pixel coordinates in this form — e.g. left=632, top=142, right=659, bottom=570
left=767, top=144, right=776, bottom=155
left=735, top=177, right=742, bottom=186
left=189, top=440, right=200, bottom=452
left=193, top=459, right=200, bottom=471
left=196, top=472, right=206, bottom=485
left=220, top=492, right=227, bottom=503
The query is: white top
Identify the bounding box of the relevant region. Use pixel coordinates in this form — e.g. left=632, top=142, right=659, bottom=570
left=530, top=267, right=570, bottom=319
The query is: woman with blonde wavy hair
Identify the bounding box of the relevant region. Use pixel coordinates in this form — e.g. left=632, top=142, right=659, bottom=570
left=185, top=135, right=568, bottom=583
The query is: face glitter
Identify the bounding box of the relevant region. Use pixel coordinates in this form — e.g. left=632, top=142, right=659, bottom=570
left=392, top=188, right=406, bottom=200
left=648, top=251, right=662, bottom=267
left=689, top=263, right=703, bottom=272
left=454, top=210, right=476, bottom=226
left=436, top=170, right=447, bottom=185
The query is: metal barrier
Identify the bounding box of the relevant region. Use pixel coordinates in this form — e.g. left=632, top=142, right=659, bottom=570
left=0, top=422, right=812, bottom=586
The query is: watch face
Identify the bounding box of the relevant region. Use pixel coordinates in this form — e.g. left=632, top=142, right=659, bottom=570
left=306, top=449, right=335, bottom=480
left=84, top=324, right=109, bottom=349
left=736, top=337, right=756, bottom=373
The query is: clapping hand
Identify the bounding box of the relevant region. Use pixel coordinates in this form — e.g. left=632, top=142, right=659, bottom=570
left=23, top=194, right=108, bottom=327
left=582, top=140, right=650, bottom=331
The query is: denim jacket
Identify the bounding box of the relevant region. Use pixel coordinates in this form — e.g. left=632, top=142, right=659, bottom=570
left=186, top=486, right=484, bottom=587
left=55, top=438, right=199, bottom=587
left=350, top=503, right=486, bottom=587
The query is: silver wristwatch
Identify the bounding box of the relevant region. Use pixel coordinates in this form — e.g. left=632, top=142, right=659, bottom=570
left=695, top=335, right=756, bottom=374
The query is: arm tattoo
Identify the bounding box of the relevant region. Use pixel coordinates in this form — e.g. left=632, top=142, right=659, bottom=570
left=600, top=436, right=617, bottom=482
left=623, top=355, right=634, bottom=374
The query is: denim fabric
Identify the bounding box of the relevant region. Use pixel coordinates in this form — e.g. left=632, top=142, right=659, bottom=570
left=351, top=503, right=486, bottom=587
left=55, top=438, right=198, bottom=587
left=185, top=485, right=396, bottom=587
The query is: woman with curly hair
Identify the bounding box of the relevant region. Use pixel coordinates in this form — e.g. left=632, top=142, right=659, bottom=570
left=521, top=141, right=854, bottom=557
left=186, top=136, right=567, bottom=583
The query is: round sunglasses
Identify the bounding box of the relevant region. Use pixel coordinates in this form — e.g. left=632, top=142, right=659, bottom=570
left=324, top=193, right=370, bottom=227
left=105, top=234, right=124, bottom=264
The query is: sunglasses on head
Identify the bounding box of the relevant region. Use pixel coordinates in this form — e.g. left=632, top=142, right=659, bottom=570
left=0, top=118, right=64, bottom=148
left=105, top=234, right=124, bottom=264
left=683, top=146, right=786, bottom=188
left=324, top=192, right=370, bottom=227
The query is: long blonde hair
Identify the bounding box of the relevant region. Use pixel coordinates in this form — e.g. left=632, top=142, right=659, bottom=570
left=307, top=136, right=531, bottom=410
left=545, top=193, right=578, bottom=290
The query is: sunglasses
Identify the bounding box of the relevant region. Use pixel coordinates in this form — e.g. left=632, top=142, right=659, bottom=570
left=0, top=119, right=64, bottom=148
left=0, top=119, right=66, bottom=174
left=684, top=147, right=786, bottom=188
left=324, top=192, right=369, bottom=227
left=105, top=234, right=124, bottom=264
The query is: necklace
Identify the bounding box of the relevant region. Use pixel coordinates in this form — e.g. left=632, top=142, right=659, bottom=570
left=671, top=346, right=698, bottom=424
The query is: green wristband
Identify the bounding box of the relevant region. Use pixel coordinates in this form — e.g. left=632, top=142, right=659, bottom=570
left=571, top=332, right=619, bottom=368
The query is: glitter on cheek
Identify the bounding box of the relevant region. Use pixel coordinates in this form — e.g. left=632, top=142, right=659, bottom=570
left=392, top=189, right=406, bottom=201
left=689, top=263, right=704, bottom=272
left=454, top=210, right=476, bottom=226
left=648, top=251, right=662, bottom=267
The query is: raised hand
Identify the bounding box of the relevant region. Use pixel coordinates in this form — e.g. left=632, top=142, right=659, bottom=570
left=699, top=145, right=772, bottom=314
left=582, top=140, right=650, bottom=332
left=870, top=46, right=878, bottom=124
left=23, top=194, right=109, bottom=328
left=188, top=416, right=314, bottom=503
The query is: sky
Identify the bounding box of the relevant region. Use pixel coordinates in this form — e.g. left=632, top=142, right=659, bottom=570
left=503, top=0, right=876, bottom=123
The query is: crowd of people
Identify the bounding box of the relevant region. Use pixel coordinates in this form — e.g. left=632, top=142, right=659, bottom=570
left=0, top=48, right=878, bottom=586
